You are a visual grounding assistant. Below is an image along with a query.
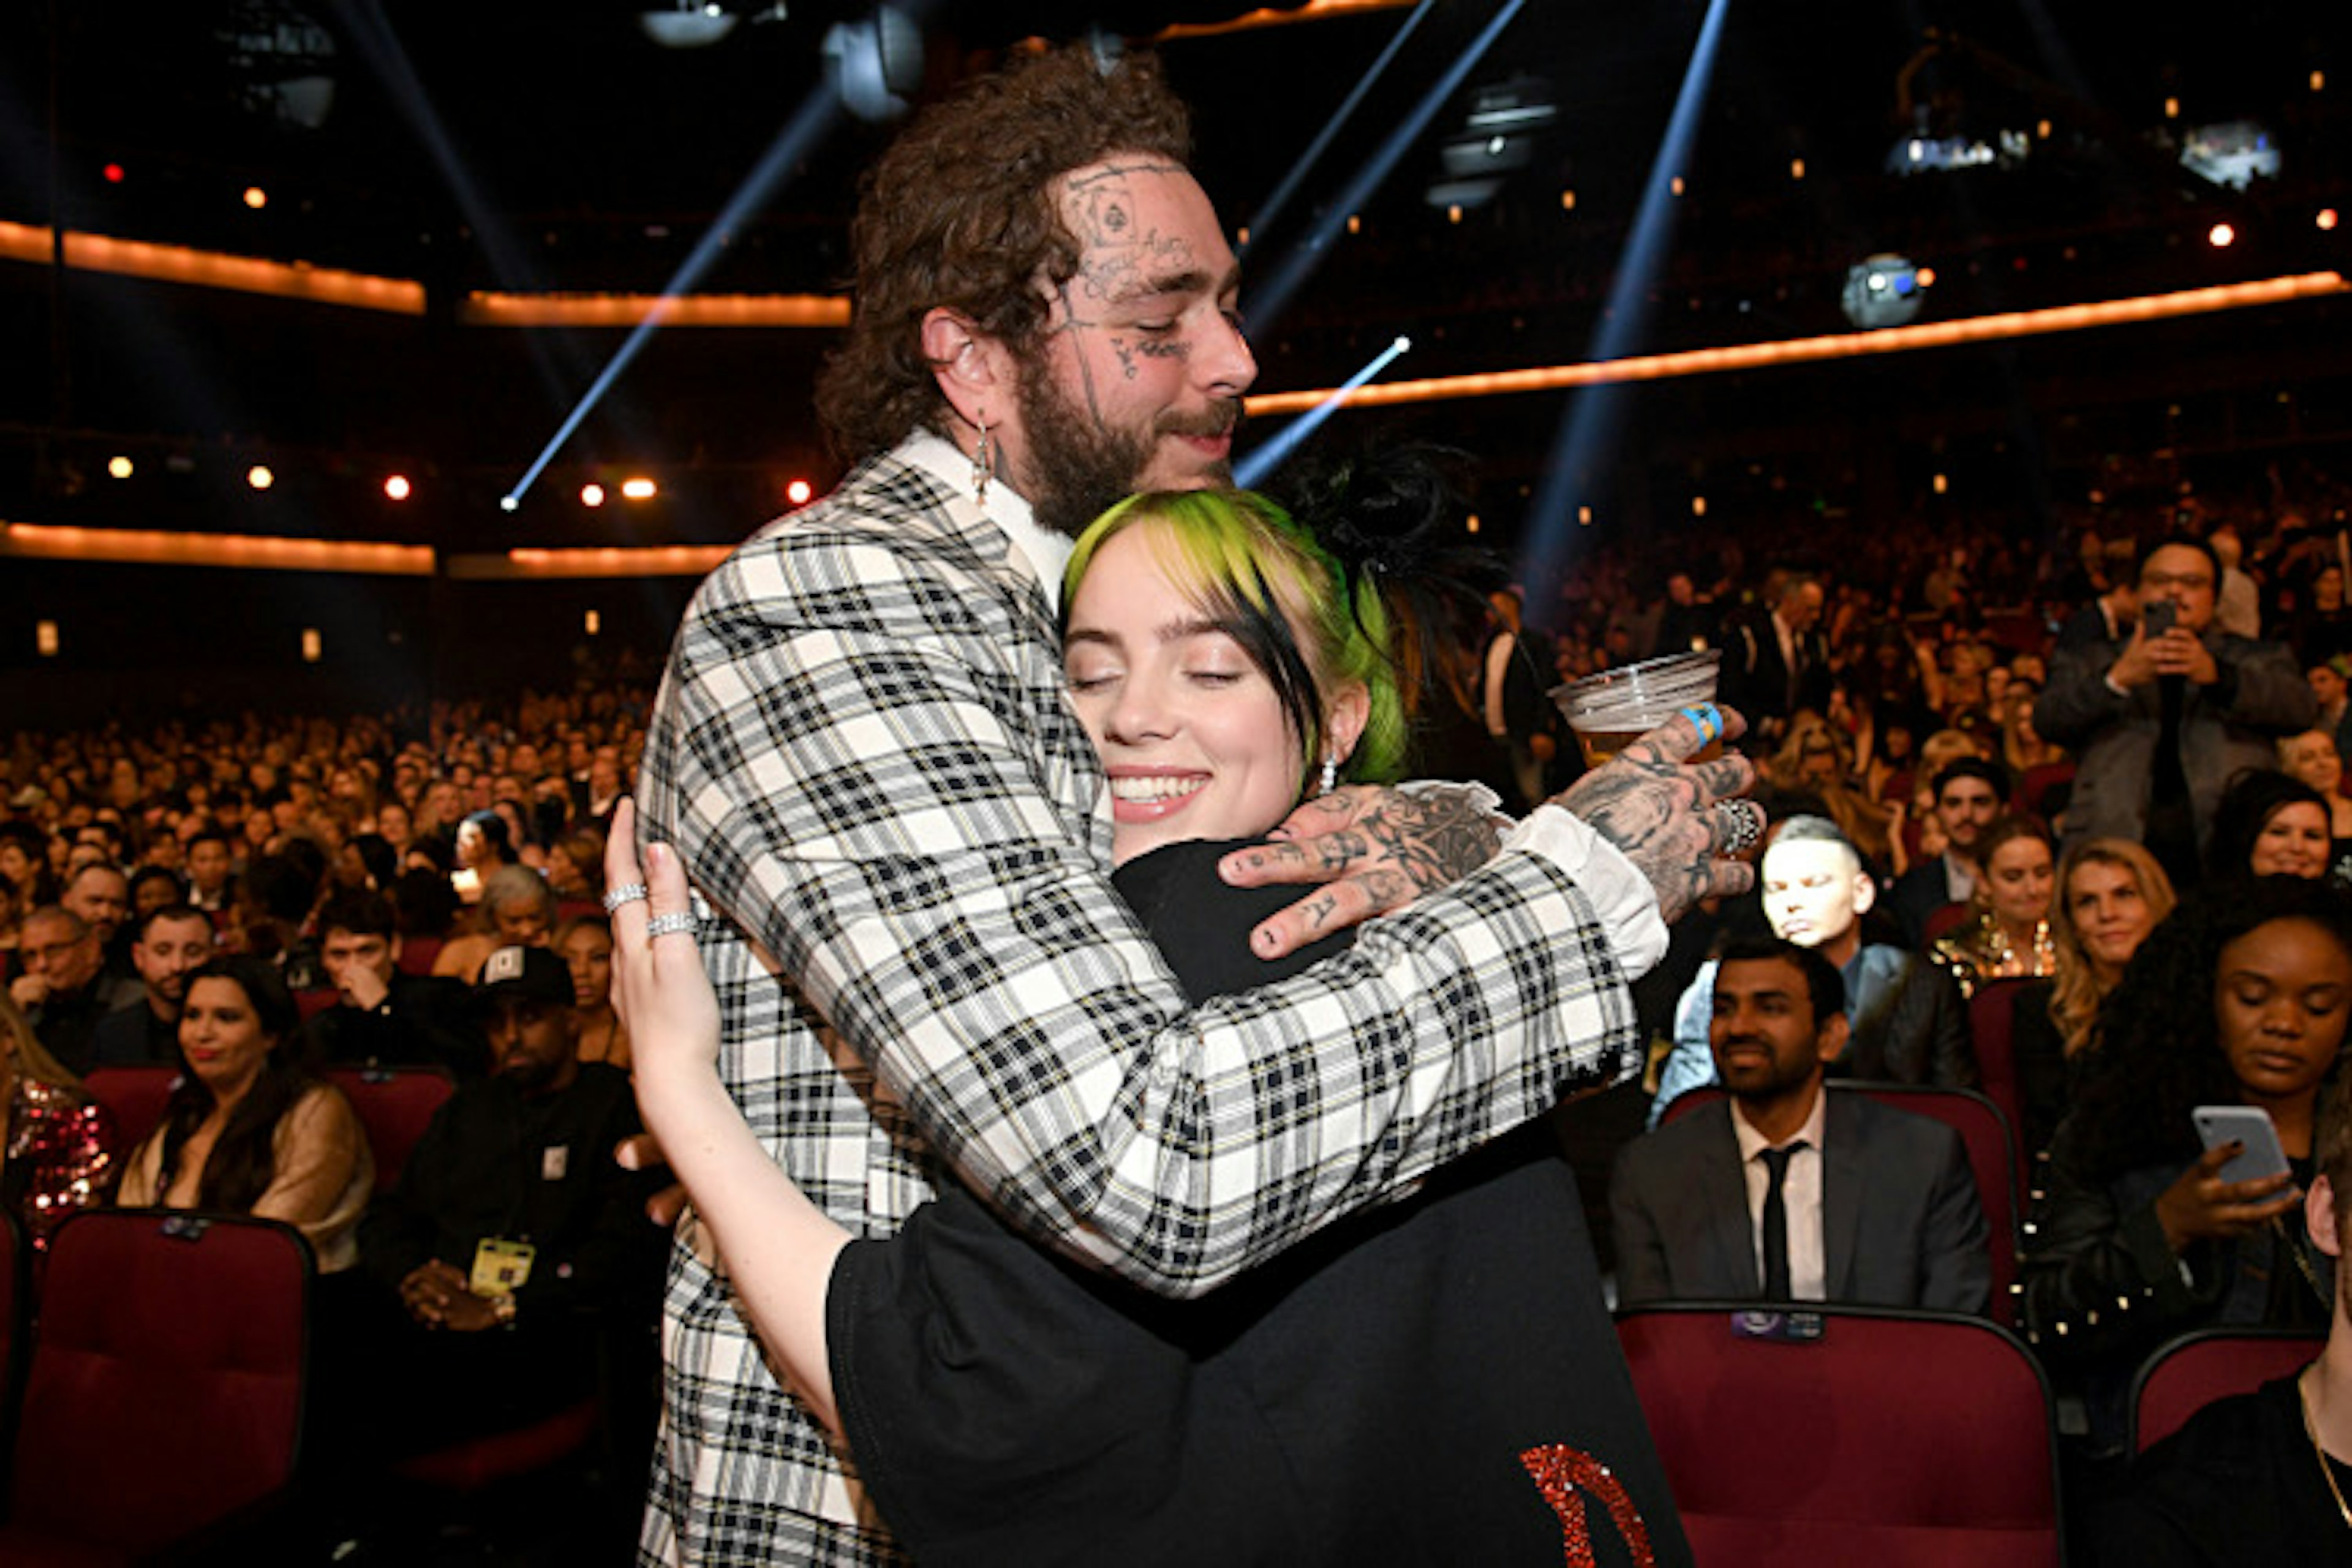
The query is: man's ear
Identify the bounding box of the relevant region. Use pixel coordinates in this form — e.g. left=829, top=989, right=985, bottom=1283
left=1815, top=1009, right=1850, bottom=1066
left=2309, top=1174, right=2344, bottom=1260
left=920, top=309, right=1016, bottom=432
left=1849, top=868, right=1877, bottom=918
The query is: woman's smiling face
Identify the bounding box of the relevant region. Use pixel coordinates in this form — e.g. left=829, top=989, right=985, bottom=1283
left=1064, top=524, right=1307, bottom=866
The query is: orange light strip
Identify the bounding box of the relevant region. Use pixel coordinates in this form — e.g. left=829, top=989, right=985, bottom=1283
left=1243, top=271, right=2351, bottom=415
left=445, top=546, right=733, bottom=580
left=461, top=292, right=850, bottom=328
left=1157, top=0, right=1417, bottom=40
left=0, top=521, right=434, bottom=575
left=0, top=222, right=426, bottom=315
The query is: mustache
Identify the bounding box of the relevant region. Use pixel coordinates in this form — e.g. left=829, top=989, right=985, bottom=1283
left=1156, top=399, right=1243, bottom=440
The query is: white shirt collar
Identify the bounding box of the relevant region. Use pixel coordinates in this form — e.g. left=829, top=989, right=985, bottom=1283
left=1731, top=1075, right=1829, bottom=1160
left=899, top=428, right=1076, bottom=612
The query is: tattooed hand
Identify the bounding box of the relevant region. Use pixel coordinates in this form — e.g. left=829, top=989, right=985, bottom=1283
left=1558, top=706, right=1761, bottom=924
left=1217, top=783, right=1504, bottom=959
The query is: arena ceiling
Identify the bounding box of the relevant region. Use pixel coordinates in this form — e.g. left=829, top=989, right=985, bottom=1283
left=0, top=1, right=2345, bottom=548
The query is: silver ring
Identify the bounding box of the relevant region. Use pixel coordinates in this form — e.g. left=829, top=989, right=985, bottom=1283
left=1715, top=800, right=1765, bottom=858
left=603, top=883, right=649, bottom=912
left=647, top=911, right=697, bottom=940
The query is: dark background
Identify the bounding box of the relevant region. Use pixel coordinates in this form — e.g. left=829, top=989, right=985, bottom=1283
left=2, top=1, right=2346, bottom=722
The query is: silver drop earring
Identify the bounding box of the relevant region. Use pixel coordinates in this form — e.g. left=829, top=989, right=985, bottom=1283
left=970, top=423, right=995, bottom=504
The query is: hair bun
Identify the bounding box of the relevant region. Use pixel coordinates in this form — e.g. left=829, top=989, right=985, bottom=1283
left=1263, top=442, right=1499, bottom=592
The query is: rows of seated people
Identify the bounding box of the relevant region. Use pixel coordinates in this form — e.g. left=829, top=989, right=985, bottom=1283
left=1594, top=521, right=2352, bottom=1556
left=0, top=918, right=665, bottom=1555
left=9, top=488, right=2352, bottom=1556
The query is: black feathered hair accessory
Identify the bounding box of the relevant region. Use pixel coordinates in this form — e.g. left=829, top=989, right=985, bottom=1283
left=1261, top=441, right=1511, bottom=722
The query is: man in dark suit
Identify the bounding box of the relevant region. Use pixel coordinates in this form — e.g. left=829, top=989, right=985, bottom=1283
left=1882, top=757, right=2008, bottom=948
left=300, top=889, right=486, bottom=1078
left=1611, top=936, right=1989, bottom=1312
left=1721, top=571, right=1829, bottom=748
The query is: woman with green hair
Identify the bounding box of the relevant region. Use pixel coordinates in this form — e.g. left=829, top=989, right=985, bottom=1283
left=616, top=473, right=1679, bottom=1564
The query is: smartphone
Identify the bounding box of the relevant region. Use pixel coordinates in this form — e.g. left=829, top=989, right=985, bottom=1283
left=2192, top=1104, right=2292, bottom=1186
left=2143, top=600, right=2178, bottom=638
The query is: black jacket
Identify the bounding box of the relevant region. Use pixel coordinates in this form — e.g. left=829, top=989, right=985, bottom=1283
left=301, top=973, right=488, bottom=1078
left=359, top=1062, right=663, bottom=1324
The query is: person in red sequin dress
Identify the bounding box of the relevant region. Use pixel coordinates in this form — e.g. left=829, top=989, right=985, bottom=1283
left=0, top=992, right=121, bottom=1245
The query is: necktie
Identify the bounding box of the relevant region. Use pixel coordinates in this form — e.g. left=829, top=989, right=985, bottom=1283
left=1760, top=1144, right=1801, bottom=1301
left=2146, top=674, right=2199, bottom=891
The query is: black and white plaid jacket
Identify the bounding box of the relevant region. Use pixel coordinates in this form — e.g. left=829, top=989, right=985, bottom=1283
left=636, top=434, right=1641, bottom=1564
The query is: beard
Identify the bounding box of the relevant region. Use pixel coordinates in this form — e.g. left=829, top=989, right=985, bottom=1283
left=1014, top=350, right=1240, bottom=540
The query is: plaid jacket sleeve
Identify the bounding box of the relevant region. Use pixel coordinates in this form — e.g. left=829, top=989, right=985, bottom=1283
left=639, top=452, right=1642, bottom=1299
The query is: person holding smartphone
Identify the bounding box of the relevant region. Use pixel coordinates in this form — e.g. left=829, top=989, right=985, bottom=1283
left=2037, top=535, right=2315, bottom=894
left=2020, top=874, right=2348, bottom=1453
left=2094, top=1067, right=2352, bottom=1563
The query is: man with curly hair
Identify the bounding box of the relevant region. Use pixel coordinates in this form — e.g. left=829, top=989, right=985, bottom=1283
left=637, top=43, right=1751, bottom=1563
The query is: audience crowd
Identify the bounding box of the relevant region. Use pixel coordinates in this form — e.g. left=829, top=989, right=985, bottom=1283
left=3, top=464, right=2351, bottom=1556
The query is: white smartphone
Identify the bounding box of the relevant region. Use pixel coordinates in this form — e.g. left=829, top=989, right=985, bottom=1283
left=2192, top=1105, right=2293, bottom=1186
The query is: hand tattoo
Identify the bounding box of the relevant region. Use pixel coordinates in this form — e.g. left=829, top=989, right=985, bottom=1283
left=1559, top=742, right=1754, bottom=923
left=1240, top=784, right=1500, bottom=902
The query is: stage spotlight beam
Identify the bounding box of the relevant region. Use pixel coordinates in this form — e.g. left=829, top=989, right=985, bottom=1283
left=1240, top=1, right=1436, bottom=258
left=502, top=86, right=847, bottom=510
left=504, top=3, right=938, bottom=510
left=1245, top=0, right=1527, bottom=337
left=1520, top=0, right=1729, bottom=595
left=1234, top=336, right=1411, bottom=488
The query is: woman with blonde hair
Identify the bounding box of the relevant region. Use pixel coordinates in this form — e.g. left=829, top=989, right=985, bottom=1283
left=2008, top=839, right=2176, bottom=1159
left=2278, top=727, right=2352, bottom=850
left=0, top=992, right=121, bottom=1245
left=1766, top=712, right=1894, bottom=869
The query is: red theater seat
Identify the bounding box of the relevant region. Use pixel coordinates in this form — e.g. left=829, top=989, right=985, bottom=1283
left=1618, top=1304, right=2061, bottom=1566
left=0, top=1211, right=312, bottom=1562
left=2130, top=1327, right=2326, bottom=1454
left=80, top=1066, right=182, bottom=1156
left=324, top=1065, right=457, bottom=1195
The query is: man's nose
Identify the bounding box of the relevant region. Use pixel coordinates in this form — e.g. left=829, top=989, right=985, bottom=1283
left=1197, top=312, right=1255, bottom=398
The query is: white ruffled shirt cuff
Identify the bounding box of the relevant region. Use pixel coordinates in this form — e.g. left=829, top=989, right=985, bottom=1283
left=1501, top=802, right=1670, bottom=980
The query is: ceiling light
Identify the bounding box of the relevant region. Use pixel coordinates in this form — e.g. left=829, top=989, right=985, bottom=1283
left=640, top=3, right=740, bottom=48
left=824, top=7, right=922, bottom=123
left=1842, top=255, right=1924, bottom=330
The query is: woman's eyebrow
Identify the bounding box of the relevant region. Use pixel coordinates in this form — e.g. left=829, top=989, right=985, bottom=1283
left=1066, top=616, right=1229, bottom=649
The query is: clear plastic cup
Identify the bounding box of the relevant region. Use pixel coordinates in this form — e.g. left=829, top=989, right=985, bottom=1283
left=1552, top=650, right=1724, bottom=766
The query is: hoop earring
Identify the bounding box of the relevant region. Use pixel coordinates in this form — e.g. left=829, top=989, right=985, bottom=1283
left=970, top=421, right=995, bottom=504
left=1318, top=756, right=1338, bottom=795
